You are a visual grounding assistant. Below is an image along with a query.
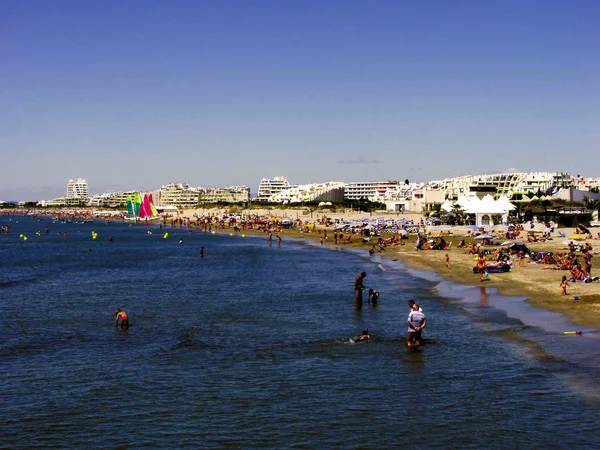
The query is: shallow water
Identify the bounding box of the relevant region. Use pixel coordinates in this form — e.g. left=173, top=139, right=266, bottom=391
left=1, top=215, right=600, bottom=448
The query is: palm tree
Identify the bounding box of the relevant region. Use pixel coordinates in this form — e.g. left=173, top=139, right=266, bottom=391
left=512, top=202, right=526, bottom=223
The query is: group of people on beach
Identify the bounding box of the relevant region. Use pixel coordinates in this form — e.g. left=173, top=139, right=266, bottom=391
left=354, top=271, right=427, bottom=347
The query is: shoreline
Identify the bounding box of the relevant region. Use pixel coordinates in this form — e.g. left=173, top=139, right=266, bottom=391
left=4, top=206, right=599, bottom=328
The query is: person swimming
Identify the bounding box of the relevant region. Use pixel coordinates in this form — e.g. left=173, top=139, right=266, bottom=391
left=115, top=308, right=129, bottom=328
left=352, top=329, right=371, bottom=342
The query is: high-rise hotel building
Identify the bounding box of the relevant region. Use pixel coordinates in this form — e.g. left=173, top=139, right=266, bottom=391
left=66, top=178, right=89, bottom=199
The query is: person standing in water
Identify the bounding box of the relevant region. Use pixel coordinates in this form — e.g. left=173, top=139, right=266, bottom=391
left=354, top=272, right=367, bottom=306
left=115, top=309, right=129, bottom=328
left=200, top=246, right=204, bottom=258
left=368, top=288, right=380, bottom=305
left=407, top=304, right=426, bottom=347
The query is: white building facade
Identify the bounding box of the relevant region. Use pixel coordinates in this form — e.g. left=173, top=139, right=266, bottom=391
left=66, top=178, right=89, bottom=199
left=256, top=177, right=292, bottom=201
left=199, top=186, right=250, bottom=203
left=157, top=183, right=202, bottom=208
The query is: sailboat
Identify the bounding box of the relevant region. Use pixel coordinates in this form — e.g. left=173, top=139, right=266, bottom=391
left=125, top=192, right=160, bottom=221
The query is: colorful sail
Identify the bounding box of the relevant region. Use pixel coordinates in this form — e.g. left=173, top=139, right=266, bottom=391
left=140, top=194, right=152, bottom=219
left=126, top=196, right=134, bottom=216
left=133, top=193, right=141, bottom=217
left=148, top=193, right=158, bottom=217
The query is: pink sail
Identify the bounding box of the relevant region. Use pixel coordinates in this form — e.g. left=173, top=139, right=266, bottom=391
left=139, top=194, right=151, bottom=218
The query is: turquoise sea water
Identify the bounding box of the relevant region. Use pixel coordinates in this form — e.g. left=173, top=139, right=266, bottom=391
left=1, top=215, right=600, bottom=448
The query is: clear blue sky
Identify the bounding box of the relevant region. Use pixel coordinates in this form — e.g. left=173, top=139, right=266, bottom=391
left=1, top=0, right=598, bottom=200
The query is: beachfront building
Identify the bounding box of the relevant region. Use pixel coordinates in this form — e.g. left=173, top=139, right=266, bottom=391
left=88, top=190, right=141, bottom=208
left=66, top=178, right=89, bottom=199
left=572, top=175, right=600, bottom=192
left=37, top=197, right=86, bottom=207
left=344, top=180, right=404, bottom=201
left=198, top=186, right=250, bottom=204
left=267, top=182, right=346, bottom=204
left=156, top=183, right=203, bottom=208
left=383, top=186, right=445, bottom=213
left=256, top=177, right=292, bottom=201
left=429, top=172, right=573, bottom=200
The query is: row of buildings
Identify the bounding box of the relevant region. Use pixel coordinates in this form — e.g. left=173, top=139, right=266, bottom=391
left=33, top=172, right=600, bottom=213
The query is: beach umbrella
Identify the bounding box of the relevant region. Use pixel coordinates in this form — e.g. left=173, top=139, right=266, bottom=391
left=578, top=225, right=590, bottom=234
left=508, top=242, right=531, bottom=254
left=500, top=241, right=512, bottom=246
left=562, top=239, right=581, bottom=246
left=474, top=234, right=494, bottom=239
left=398, top=229, right=407, bottom=235
left=467, top=225, right=480, bottom=230
left=568, top=234, right=586, bottom=241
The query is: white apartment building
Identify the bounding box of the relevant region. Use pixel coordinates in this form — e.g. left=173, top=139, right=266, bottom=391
left=157, top=183, right=202, bottom=208
left=199, top=186, right=250, bottom=203
left=344, top=180, right=403, bottom=201
left=267, top=182, right=346, bottom=203
left=429, top=172, right=572, bottom=199
left=66, top=178, right=89, bottom=199
left=256, top=177, right=291, bottom=201
left=88, top=190, right=140, bottom=207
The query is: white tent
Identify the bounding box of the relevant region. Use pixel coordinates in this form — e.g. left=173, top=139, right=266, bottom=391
left=441, top=199, right=454, bottom=212
left=463, top=195, right=515, bottom=227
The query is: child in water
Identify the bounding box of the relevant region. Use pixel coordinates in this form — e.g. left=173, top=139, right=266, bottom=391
left=560, top=276, right=570, bottom=296
left=368, top=288, right=380, bottom=305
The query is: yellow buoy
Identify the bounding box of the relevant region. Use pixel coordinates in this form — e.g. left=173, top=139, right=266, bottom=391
left=20, top=234, right=24, bottom=238
left=230, top=233, right=233, bottom=236
left=23, top=236, right=28, bottom=241
left=242, top=234, right=246, bottom=238
left=163, top=233, right=169, bottom=239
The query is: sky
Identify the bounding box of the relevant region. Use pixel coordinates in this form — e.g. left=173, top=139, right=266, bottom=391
left=1, top=0, right=598, bottom=200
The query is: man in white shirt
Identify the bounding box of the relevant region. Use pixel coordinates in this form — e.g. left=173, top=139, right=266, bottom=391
left=407, top=304, right=426, bottom=347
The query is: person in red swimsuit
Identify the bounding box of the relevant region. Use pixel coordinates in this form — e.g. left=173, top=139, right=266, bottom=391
left=115, top=309, right=129, bottom=328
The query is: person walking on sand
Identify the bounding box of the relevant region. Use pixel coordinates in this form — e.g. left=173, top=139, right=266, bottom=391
left=560, top=276, right=570, bottom=296
left=354, top=272, right=367, bottom=306
left=477, top=253, right=487, bottom=282
left=445, top=253, right=451, bottom=269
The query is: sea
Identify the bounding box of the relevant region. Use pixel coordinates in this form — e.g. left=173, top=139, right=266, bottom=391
left=2, top=215, right=600, bottom=449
